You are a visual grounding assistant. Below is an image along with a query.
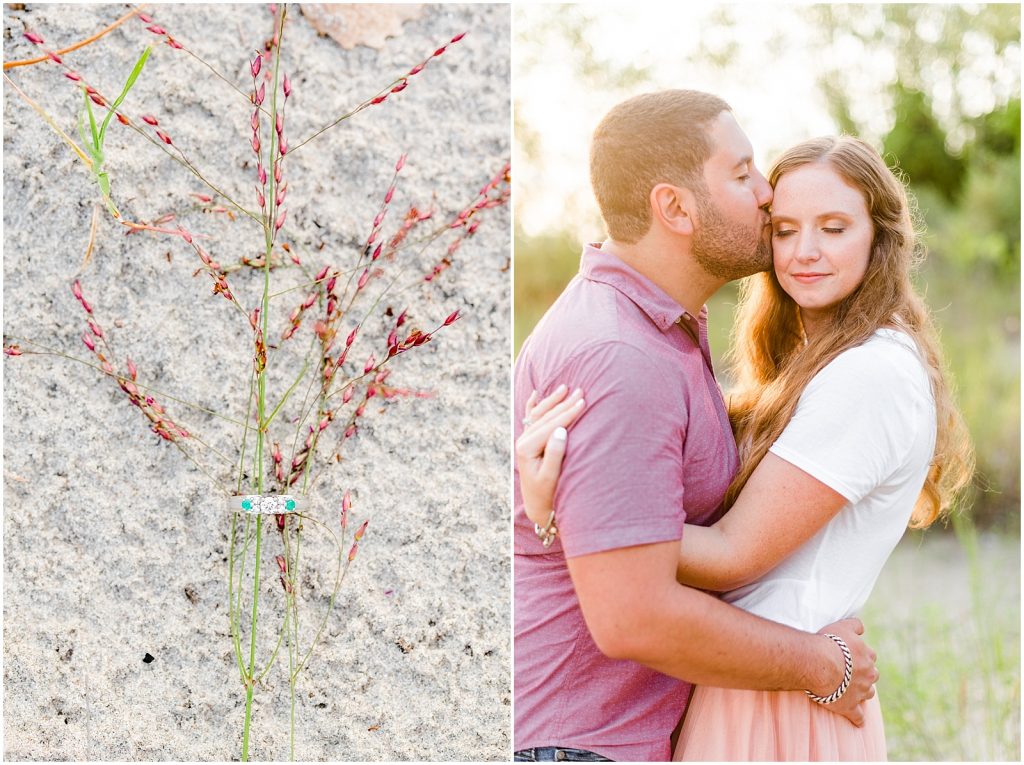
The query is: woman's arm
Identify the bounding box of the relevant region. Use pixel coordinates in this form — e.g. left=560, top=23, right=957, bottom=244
left=676, top=452, right=847, bottom=591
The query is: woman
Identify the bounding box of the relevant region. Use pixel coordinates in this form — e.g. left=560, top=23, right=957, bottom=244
left=516, top=136, right=974, bottom=761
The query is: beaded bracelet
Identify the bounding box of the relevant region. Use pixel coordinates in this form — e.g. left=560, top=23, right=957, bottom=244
left=805, top=633, right=853, bottom=705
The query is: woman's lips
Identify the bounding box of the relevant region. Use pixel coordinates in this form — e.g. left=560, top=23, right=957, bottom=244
left=791, top=273, right=829, bottom=283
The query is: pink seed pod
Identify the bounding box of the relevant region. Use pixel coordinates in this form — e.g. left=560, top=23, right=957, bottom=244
left=274, top=209, right=287, bottom=231
left=396, top=309, right=408, bottom=327
left=72, top=280, right=84, bottom=301
left=278, top=137, right=288, bottom=156
left=250, top=52, right=262, bottom=78
left=156, top=130, right=173, bottom=145
left=395, top=153, right=406, bottom=172
left=384, top=185, right=396, bottom=204
left=166, top=38, right=183, bottom=50
left=100, top=359, right=114, bottom=375
left=275, top=184, right=287, bottom=206
left=318, top=414, right=330, bottom=431
left=289, top=251, right=301, bottom=266
left=87, top=320, right=103, bottom=338
left=386, top=329, right=397, bottom=348
left=363, top=354, right=375, bottom=374
left=344, top=424, right=356, bottom=439
left=325, top=275, right=336, bottom=294
left=272, top=441, right=282, bottom=464
left=81, top=333, right=96, bottom=352
left=355, top=401, right=366, bottom=417
left=354, top=520, right=368, bottom=542
left=179, top=228, right=193, bottom=244
left=275, top=112, right=284, bottom=135
left=275, top=555, right=287, bottom=573
left=373, top=210, right=385, bottom=228
left=275, top=511, right=286, bottom=530
left=390, top=80, right=408, bottom=94
left=256, top=188, right=265, bottom=208
left=288, top=306, right=301, bottom=324
left=346, top=327, right=358, bottom=346
left=64, top=71, right=82, bottom=81
left=281, top=324, right=298, bottom=341
left=371, top=243, right=383, bottom=261
left=250, top=109, right=259, bottom=131
left=115, top=112, right=130, bottom=125
left=326, top=296, right=337, bottom=316
left=342, top=490, right=352, bottom=513
left=127, top=357, right=138, bottom=381
left=444, top=309, right=461, bottom=326
left=342, top=386, right=354, bottom=404
left=357, top=269, right=369, bottom=290
left=274, top=161, right=282, bottom=183
left=433, top=46, right=446, bottom=57
left=255, top=83, right=265, bottom=105
left=47, top=52, right=63, bottom=64
left=141, top=114, right=159, bottom=126
left=279, top=575, right=292, bottom=594
left=370, top=94, right=387, bottom=106
left=366, top=385, right=377, bottom=400
left=408, top=63, right=424, bottom=76
left=137, top=12, right=153, bottom=23
left=251, top=133, right=261, bottom=153
left=23, top=31, right=44, bottom=45
left=301, top=292, right=317, bottom=310
left=146, top=24, right=166, bottom=35
left=283, top=74, right=292, bottom=99
left=4, top=345, right=23, bottom=357
left=89, top=93, right=106, bottom=107
left=347, top=543, right=358, bottom=562
left=315, top=265, right=330, bottom=282
left=451, top=32, right=466, bottom=43
left=257, top=162, right=267, bottom=186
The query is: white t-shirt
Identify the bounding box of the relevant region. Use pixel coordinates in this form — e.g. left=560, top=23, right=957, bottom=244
left=721, top=328, right=937, bottom=632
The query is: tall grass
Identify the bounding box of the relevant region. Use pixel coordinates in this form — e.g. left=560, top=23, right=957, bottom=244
left=860, top=520, right=1021, bottom=760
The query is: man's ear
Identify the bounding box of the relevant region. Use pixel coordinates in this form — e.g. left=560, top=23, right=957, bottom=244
left=650, top=183, right=697, bottom=236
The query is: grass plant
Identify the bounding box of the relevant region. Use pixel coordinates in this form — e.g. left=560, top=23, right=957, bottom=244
left=3, top=5, right=509, bottom=760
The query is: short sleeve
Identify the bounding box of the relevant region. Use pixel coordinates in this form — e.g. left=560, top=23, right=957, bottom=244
left=768, top=339, right=930, bottom=504
left=545, top=342, right=687, bottom=558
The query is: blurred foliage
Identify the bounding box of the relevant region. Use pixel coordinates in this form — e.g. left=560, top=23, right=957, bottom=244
left=514, top=6, right=1020, bottom=529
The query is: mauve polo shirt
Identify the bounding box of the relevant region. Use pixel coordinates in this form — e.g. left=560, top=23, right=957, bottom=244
left=514, top=243, right=739, bottom=762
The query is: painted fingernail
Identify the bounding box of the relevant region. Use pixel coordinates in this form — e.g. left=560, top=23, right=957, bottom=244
left=556, top=383, right=567, bottom=393
left=553, top=427, right=567, bottom=441
left=572, top=388, right=583, bottom=397
left=575, top=399, right=585, bottom=407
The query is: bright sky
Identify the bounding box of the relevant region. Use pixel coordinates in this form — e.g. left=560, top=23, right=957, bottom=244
left=513, top=3, right=1019, bottom=238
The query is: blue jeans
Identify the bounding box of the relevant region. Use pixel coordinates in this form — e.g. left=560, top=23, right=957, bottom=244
left=514, top=747, right=614, bottom=762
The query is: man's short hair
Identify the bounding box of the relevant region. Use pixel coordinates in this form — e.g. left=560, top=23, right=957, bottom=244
left=590, top=90, right=731, bottom=243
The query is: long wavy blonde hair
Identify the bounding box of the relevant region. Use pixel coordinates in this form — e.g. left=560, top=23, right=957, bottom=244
left=725, top=136, right=974, bottom=528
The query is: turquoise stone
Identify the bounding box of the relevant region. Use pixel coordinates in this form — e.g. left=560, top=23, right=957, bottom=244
left=285, top=499, right=295, bottom=511
left=241, top=499, right=252, bottom=510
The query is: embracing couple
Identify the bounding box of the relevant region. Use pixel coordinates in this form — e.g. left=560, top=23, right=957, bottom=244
left=512, top=90, right=973, bottom=762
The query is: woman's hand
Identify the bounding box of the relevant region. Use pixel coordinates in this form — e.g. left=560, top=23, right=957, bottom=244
left=515, top=384, right=587, bottom=529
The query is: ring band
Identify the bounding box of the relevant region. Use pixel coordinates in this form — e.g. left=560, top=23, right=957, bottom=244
left=228, top=494, right=300, bottom=515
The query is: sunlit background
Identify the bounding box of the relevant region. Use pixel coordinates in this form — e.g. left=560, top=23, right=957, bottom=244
left=513, top=4, right=1020, bottom=760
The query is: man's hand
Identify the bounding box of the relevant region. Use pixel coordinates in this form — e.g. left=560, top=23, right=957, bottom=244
left=811, top=617, right=879, bottom=727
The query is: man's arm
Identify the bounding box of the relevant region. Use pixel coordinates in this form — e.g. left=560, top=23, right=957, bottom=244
left=567, top=540, right=878, bottom=725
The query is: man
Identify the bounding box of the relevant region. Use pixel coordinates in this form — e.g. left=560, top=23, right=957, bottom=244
left=513, top=90, right=878, bottom=762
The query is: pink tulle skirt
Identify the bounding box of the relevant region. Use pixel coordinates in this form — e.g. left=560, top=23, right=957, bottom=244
left=673, top=686, right=887, bottom=761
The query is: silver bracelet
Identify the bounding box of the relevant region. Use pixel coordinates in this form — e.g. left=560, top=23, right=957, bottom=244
left=805, top=633, right=853, bottom=705
left=533, top=509, right=558, bottom=548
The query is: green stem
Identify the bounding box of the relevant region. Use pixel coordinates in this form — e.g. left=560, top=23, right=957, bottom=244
left=241, top=8, right=287, bottom=760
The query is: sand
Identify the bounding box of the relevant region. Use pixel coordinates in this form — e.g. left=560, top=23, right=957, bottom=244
left=2, top=4, right=510, bottom=761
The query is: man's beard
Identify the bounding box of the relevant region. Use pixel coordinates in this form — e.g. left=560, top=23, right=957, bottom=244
left=692, top=192, right=772, bottom=281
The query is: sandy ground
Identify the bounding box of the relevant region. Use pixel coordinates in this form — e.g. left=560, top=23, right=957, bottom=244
left=2, top=4, right=510, bottom=761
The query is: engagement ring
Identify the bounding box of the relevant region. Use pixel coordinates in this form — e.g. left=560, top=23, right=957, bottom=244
left=227, top=494, right=300, bottom=515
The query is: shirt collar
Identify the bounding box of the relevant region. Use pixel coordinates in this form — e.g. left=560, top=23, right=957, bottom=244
left=579, top=242, right=704, bottom=336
